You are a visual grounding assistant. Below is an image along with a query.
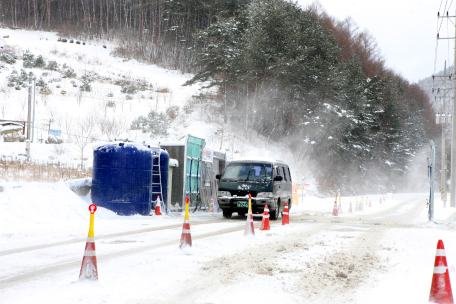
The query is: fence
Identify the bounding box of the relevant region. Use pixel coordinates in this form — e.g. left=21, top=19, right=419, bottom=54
left=0, top=157, right=92, bottom=182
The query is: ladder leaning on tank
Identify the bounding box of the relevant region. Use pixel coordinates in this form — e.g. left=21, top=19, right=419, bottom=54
left=152, top=149, right=165, bottom=214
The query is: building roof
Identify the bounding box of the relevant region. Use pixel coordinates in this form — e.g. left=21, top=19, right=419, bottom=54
left=0, top=121, right=24, bottom=133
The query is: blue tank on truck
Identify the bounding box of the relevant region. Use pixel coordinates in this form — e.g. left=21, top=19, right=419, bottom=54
left=91, top=142, right=157, bottom=216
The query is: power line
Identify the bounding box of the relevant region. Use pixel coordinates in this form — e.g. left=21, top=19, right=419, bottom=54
left=440, top=0, right=445, bottom=12
left=439, top=0, right=451, bottom=33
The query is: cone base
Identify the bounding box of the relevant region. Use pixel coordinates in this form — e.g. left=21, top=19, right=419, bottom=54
left=79, top=257, right=98, bottom=281
left=244, top=224, right=255, bottom=236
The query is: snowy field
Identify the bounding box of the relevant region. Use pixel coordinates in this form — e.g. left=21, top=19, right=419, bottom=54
left=1, top=182, right=456, bottom=304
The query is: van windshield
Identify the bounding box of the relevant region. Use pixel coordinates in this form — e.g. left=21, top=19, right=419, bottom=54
left=222, top=164, right=272, bottom=181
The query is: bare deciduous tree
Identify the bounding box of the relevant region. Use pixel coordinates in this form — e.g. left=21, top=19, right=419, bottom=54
left=98, top=114, right=128, bottom=141
left=68, top=112, right=97, bottom=168
left=0, top=102, right=10, bottom=119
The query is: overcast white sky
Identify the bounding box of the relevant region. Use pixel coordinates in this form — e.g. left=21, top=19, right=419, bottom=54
left=296, top=0, right=452, bottom=83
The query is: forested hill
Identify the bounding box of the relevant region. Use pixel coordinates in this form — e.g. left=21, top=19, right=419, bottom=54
left=1, top=0, right=438, bottom=194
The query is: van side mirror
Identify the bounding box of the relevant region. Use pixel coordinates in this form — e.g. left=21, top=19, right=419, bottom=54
left=274, top=176, right=283, bottom=181
left=216, top=174, right=221, bottom=180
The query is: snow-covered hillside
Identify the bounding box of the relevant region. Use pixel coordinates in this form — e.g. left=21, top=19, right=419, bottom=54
left=0, top=29, right=314, bottom=191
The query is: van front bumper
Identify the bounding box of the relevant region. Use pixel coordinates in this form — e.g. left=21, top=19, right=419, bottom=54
left=217, top=196, right=275, bottom=214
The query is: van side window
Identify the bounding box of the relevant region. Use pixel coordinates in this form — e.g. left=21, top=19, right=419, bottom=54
left=288, top=168, right=292, bottom=181
left=282, top=167, right=287, bottom=181
left=276, top=167, right=281, bottom=177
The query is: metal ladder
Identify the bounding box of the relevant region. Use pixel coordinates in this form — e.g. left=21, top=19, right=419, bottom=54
left=152, top=150, right=163, bottom=212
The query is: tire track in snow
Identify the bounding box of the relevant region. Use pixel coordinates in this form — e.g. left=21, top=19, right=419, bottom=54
left=152, top=197, right=426, bottom=304
left=153, top=223, right=334, bottom=304
left=0, top=218, right=227, bottom=257
left=0, top=220, right=262, bottom=289
left=295, top=225, right=386, bottom=303
left=0, top=197, right=425, bottom=292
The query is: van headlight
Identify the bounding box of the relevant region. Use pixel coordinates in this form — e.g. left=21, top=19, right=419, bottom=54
left=257, top=192, right=273, bottom=198
left=218, top=191, right=231, bottom=197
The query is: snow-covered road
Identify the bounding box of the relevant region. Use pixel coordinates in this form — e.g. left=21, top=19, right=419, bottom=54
left=1, top=184, right=456, bottom=304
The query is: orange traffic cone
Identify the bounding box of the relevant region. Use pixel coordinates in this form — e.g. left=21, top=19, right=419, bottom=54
left=349, top=202, right=353, bottom=213
left=332, top=196, right=338, bottom=216
left=244, top=194, right=255, bottom=236
left=260, top=204, right=271, bottom=231
left=79, top=204, right=98, bottom=280
left=155, top=196, right=162, bottom=216
left=282, top=201, right=290, bottom=225
left=179, top=197, right=192, bottom=249
left=429, top=240, right=454, bottom=304
left=209, top=196, right=215, bottom=213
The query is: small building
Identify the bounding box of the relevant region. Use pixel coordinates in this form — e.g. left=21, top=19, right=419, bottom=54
left=0, top=120, right=26, bottom=142
left=161, top=135, right=226, bottom=211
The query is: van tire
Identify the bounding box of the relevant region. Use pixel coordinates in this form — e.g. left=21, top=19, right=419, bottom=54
left=270, top=200, right=279, bottom=220
left=270, top=209, right=278, bottom=220
left=223, top=210, right=232, bottom=219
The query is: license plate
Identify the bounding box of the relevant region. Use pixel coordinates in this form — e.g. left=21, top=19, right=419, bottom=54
left=237, top=201, right=248, bottom=208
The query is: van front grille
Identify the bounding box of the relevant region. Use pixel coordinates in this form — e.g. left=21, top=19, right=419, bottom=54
left=230, top=190, right=258, bottom=197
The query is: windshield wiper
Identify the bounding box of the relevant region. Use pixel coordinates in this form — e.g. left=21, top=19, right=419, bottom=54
left=244, top=167, right=251, bottom=181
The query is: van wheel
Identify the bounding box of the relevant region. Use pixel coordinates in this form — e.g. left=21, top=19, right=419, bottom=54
left=223, top=210, right=232, bottom=219
left=270, top=201, right=279, bottom=221
left=270, top=209, right=278, bottom=220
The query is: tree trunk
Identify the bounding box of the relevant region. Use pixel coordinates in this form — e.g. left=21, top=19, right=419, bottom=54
left=106, top=0, right=109, bottom=36
left=124, top=0, right=127, bottom=29
left=47, top=0, right=50, bottom=29
left=100, top=0, right=103, bottom=38
left=27, top=0, right=31, bottom=28
left=33, top=0, right=37, bottom=28
left=158, top=0, right=161, bottom=45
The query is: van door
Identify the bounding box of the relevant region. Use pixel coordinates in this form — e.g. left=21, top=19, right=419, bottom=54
left=284, top=166, right=292, bottom=207
left=273, top=166, right=282, bottom=211
left=281, top=166, right=288, bottom=206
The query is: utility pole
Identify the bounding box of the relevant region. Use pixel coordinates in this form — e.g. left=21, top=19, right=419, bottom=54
left=435, top=62, right=449, bottom=205
left=31, top=78, right=36, bottom=143
left=26, top=81, right=32, bottom=140
left=48, top=119, right=53, bottom=136
left=437, top=9, right=456, bottom=207
left=453, top=15, right=456, bottom=208
left=443, top=62, right=448, bottom=206
left=430, top=140, right=436, bottom=221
